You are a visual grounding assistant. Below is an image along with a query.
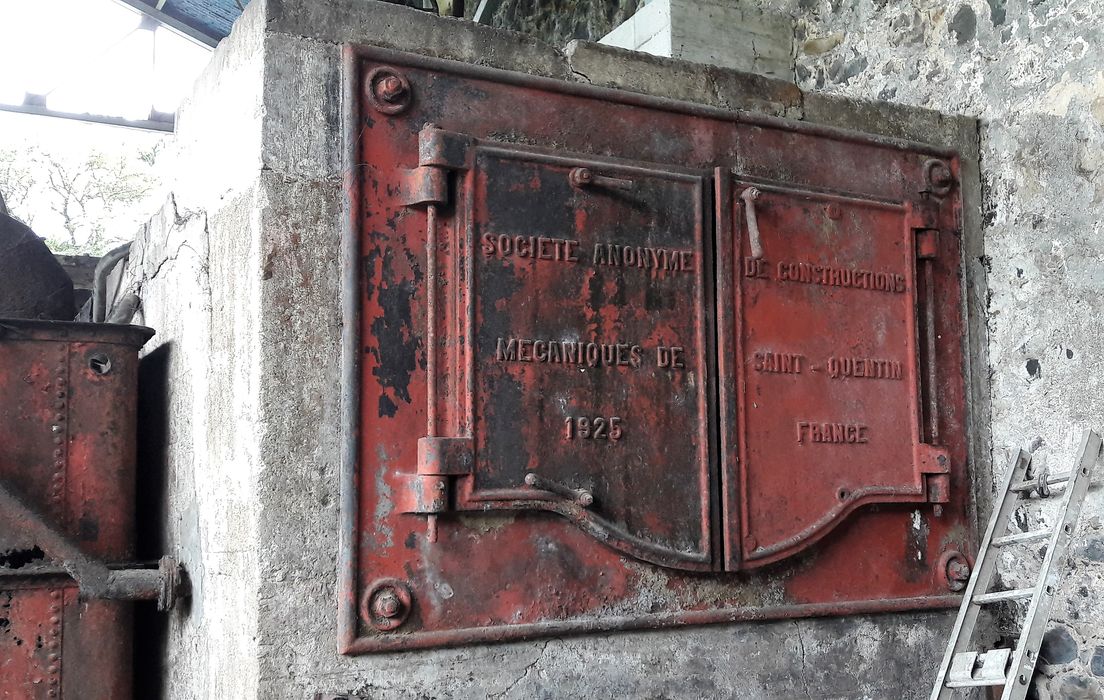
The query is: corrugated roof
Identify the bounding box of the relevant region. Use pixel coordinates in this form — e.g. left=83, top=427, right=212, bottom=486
left=161, top=0, right=242, bottom=39
left=116, top=0, right=244, bottom=46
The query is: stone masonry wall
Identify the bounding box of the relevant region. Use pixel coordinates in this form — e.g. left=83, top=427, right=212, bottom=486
left=752, top=1, right=1104, bottom=697
left=116, top=1, right=992, bottom=697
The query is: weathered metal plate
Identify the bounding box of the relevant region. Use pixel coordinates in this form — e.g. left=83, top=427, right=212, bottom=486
left=0, top=320, right=152, bottom=698
left=343, top=46, right=974, bottom=653
left=722, top=183, right=948, bottom=568
left=454, top=141, right=715, bottom=569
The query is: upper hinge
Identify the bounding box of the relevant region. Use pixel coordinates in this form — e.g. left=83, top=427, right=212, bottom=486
left=916, top=229, right=940, bottom=260
left=399, top=125, right=473, bottom=207
left=399, top=165, right=449, bottom=206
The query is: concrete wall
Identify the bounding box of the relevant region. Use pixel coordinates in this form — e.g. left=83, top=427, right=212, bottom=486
left=751, top=1, right=1104, bottom=696
left=118, top=1, right=991, bottom=697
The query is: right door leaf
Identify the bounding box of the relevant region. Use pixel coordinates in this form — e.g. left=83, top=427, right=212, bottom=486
left=725, top=181, right=939, bottom=569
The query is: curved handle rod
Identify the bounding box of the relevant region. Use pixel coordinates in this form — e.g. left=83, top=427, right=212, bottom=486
left=740, top=187, right=764, bottom=259
left=524, top=472, right=593, bottom=507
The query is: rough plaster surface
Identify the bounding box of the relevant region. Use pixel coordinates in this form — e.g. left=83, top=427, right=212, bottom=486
left=116, top=1, right=993, bottom=697
left=738, top=1, right=1104, bottom=695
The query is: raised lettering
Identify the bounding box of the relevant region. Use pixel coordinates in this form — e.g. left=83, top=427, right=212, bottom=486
left=827, top=356, right=904, bottom=380
left=753, top=351, right=805, bottom=374
left=565, top=240, right=580, bottom=262
left=767, top=260, right=908, bottom=294
left=796, top=421, right=871, bottom=445
left=495, top=337, right=517, bottom=361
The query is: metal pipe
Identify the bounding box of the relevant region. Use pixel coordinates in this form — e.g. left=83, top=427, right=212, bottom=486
left=92, top=242, right=132, bottom=323
left=107, top=292, right=141, bottom=324
left=0, top=477, right=184, bottom=609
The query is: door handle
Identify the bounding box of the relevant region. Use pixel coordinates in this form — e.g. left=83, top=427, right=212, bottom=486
left=569, top=167, right=634, bottom=191
left=740, top=187, right=764, bottom=258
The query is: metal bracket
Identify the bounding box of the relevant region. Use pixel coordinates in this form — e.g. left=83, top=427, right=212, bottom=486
left=398, top=125, right=475, bottom=208
left=399, top=165, right=449, bottom=206
left=0, top=478, right=188, bottom=610
left=417, top=124, right=473, bottom=171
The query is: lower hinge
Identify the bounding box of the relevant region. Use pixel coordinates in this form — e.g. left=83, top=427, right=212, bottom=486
left=916, top=443, right=951, bottom=503
left=396, top=437, right=473, bottom=515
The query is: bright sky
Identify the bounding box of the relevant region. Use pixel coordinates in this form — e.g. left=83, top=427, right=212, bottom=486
left=0, top=0, right=215, bottom=251
left=0, top=0, right=212, bottom=119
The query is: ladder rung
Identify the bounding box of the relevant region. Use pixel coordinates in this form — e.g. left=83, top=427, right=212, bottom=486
left=992, top=529, right=1053, bottom=547
left=945, top=678, right=1007, bottom=688
left=946, top=648, right=1012, bottom=687
left=973, top=588, right=1034, bottom=605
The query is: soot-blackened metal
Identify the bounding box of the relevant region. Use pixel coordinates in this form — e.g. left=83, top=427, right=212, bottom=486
left=342, top=45, right=974, bottom=653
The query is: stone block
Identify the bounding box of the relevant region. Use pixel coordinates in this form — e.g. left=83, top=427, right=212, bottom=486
left=599, top=0, right=794, bottom=80
left=566, top=40, right=801, bottom=117
left=115, top=1, right=991, bottom=698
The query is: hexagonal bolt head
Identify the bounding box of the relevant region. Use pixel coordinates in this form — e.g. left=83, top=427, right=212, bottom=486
left=371, top=588, right=403, bottom=619
left=945, top=558, right=971, bottom=591
left=378, top=76, right=407, bottom=103
left=930, top=163, right=952, bottom=187
left=569, top=167, right=593, bottom=188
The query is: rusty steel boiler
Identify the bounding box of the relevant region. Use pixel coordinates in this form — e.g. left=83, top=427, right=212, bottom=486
left=0, top=320, right=182, bottom=699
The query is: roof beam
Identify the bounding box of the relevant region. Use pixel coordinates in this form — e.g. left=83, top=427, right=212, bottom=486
left=0, top=98, right=175, bottom=133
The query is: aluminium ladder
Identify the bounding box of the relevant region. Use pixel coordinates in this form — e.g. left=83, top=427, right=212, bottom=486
left=930, top=429, right=1101, bottom=700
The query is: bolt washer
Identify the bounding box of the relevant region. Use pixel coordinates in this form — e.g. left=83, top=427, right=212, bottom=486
left=365, top=66, right=412, bottom=115
left=360, top=578, right=413, bottom=631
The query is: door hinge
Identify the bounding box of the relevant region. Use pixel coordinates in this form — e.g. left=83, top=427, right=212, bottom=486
left=396, top=437, right=473, bottom=515
left=916, top=443, right=951, bottom=503
left=399, top=125, right=473, bottom=208
left=916, top=229, right=940, bottom=259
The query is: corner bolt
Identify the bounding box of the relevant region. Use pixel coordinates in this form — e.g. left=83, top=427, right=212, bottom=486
left=940, top=551, right=972, bottom=592
left=361, top=578, right=413, bottom=631
left=378, top=76, right=407, bottom=104
left=923, top=158, right=955, bottom=196
left=365, top=66, right=412, bottom=115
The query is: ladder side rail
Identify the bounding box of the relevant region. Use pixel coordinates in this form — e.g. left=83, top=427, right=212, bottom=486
left=931, top=449, right=1034, bottom=700
left=1002, top=430, right=1101, bottom=700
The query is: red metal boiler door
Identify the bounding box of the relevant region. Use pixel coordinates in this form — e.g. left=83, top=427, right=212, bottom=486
left=339, top=47, right=974, bottom=653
